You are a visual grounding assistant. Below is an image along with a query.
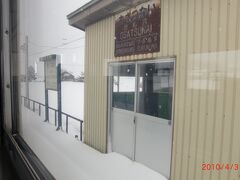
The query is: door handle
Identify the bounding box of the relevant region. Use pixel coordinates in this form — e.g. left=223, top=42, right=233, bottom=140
left=6, top=84, right=10, bottom=88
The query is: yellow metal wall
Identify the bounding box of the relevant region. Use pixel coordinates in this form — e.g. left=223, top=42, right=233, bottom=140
left=84, top=16, right=115, bottom=152
left=84, top=0, right=240, bottom=179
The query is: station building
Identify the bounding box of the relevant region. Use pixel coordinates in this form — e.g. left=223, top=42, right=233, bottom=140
left=68, top=0, right=240, bottom=179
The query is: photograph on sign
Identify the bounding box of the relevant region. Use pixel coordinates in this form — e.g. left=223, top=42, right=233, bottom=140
left=45, top=59, right=57, bottom=90
left=115, top=0, right=161, bottom=57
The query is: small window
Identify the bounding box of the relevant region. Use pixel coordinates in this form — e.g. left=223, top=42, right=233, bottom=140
left=137, top=62, right=174, bottom=120
left=112, top=64, right=135, bottom=111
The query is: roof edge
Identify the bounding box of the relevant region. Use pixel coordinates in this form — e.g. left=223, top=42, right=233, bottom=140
left=67, top=0, right=101, bottom=20
left=67, top=0, right=148, bottom=31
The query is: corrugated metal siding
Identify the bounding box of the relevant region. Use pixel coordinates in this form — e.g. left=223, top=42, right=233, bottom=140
left=84, top=0, right=240, bottom=179
left=84, top=16, right=115, bottom=152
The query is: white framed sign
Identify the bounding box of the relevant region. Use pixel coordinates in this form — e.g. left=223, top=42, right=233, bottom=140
left=40, top=54, right=62, bottom=128
left=40, top=54, right=60, bottom=91
left=45, top=59, right=57, bottom=90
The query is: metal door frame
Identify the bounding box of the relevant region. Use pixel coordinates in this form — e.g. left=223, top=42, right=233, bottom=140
left=107, top=57, right=176, bottom=168
left=107, top=61, right=136, bottom=154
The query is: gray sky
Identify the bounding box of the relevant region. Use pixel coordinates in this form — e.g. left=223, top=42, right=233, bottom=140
left=19, top=0, right=91, bottom=77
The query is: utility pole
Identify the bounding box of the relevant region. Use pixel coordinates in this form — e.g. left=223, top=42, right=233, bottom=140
left=25, top=36, right=29, bottom=105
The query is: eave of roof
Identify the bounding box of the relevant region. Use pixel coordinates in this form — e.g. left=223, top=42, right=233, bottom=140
left=67, top=0, right=101, bottom=20
left=67, top=0, right=148, bottom=31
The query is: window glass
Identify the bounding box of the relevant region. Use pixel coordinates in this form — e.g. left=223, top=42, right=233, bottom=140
left=18, top=0, right=88, bottom=145
left=112, top=64, right=135, bottom=111
left=7, top=0, right=175, bottom=179
left=137, top=62, right=174, bottom=120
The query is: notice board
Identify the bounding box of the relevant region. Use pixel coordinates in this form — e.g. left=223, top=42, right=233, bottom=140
left=40, top=54, right=60, bottom=91
left=45, top=59, right=57, bottom=90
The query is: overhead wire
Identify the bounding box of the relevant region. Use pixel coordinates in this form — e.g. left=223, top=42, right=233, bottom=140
left=28, top=36, right=85, bottom=56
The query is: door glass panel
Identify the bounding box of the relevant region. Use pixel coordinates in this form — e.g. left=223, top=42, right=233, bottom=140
left=112, top=64, right=135, bottom=111
left=137, top=62, right=174, bottom=119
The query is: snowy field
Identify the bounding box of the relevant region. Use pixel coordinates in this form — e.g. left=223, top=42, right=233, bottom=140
left=20, top=107, right=167, bottom=180
left=20, top=82, right=84, bottom=139
left=20, top=78, right=135, bottom=140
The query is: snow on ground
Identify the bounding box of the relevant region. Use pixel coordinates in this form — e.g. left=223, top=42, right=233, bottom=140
left=21, top=82, right=84, bottom=120
left=21, top=82, right=84, bottom=139
left=20, top=107, right=167, bottom=180
left=20, top=79, right=136, bottom=141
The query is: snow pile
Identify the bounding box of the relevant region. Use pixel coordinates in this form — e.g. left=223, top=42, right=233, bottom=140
left=20, top=107, right=167, bottom=180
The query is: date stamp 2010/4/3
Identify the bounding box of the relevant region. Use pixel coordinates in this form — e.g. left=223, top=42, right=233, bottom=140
left=202, top=163, right=239, bottom=171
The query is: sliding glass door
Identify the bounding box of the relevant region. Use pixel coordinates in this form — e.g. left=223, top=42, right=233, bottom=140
left=109, top=63, right=136, bottom=159
left=109, top=59, right=175, bottom=178
left=135, top=61, right=174, bottom=178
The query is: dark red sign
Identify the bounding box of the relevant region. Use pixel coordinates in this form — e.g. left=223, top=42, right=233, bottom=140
left=115, top=2, right=161, bottom=57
